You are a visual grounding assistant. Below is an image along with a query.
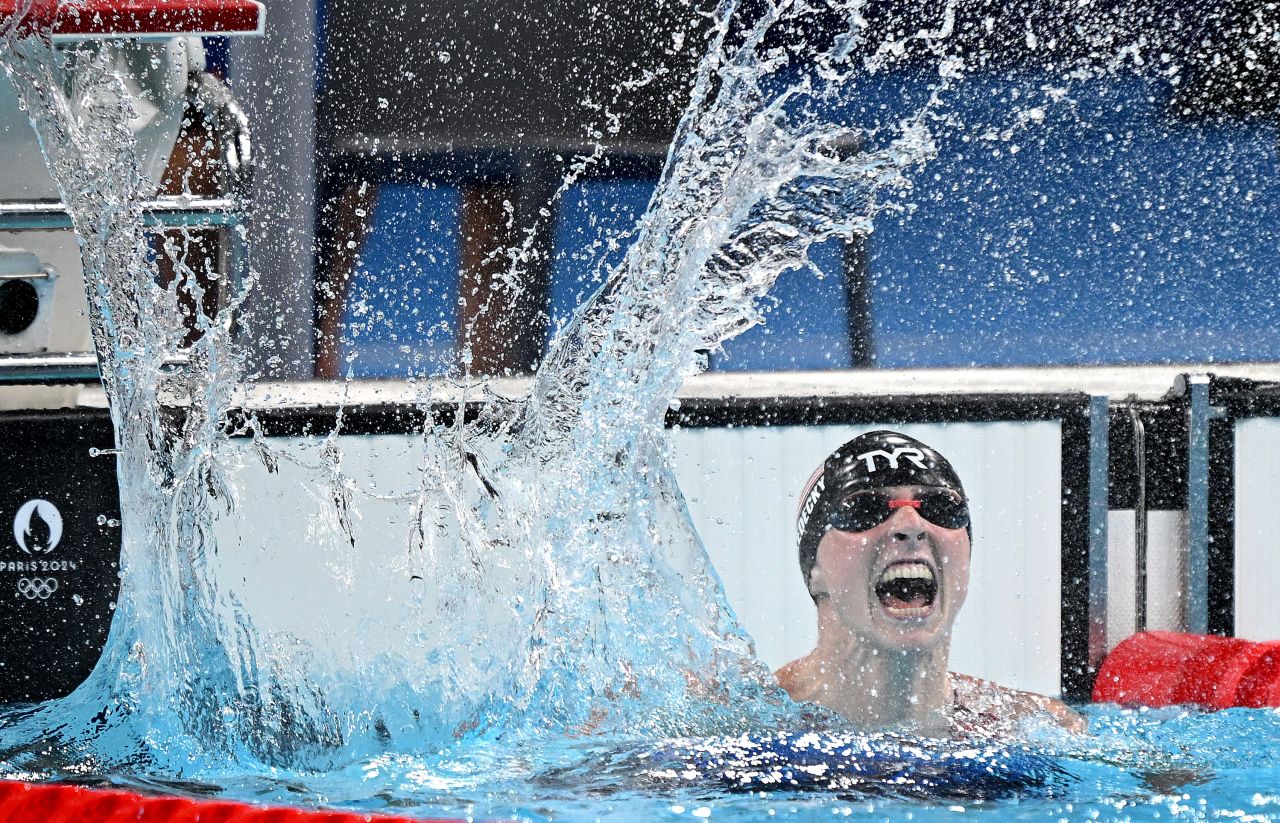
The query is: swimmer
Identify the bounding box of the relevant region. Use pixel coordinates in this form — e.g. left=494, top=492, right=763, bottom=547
left=776, top=430, right=1085, bottom=737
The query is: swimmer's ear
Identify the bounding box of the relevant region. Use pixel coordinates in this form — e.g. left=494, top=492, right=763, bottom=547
left=807, top=564, right=829, bottom=602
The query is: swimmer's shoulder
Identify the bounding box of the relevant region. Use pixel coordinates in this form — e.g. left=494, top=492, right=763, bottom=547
left=949, top=672, right=1087, bottom=735
left=775, top=656, right=822, bottom=703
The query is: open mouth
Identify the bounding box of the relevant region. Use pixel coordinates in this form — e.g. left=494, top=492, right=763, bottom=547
left=873, top=560, right=938, bottom=619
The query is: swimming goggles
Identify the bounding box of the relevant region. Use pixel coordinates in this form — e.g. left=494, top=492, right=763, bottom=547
left=827, top=488, right=970, bottom=533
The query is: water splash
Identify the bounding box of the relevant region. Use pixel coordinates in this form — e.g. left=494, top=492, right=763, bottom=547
left=0, top=0, right=953, bottom=774
left=0, top=0, right=1269, bottom=813
left=0, top=13, right=275, bottom=766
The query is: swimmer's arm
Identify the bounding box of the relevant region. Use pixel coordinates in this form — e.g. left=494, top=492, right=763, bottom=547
left=1036, top=692, right=1088, bottom=734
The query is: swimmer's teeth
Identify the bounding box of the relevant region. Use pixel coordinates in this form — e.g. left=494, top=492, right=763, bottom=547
left=875, top=562, right=937, bottom=617
left=877, top=562, right=934, bottom=586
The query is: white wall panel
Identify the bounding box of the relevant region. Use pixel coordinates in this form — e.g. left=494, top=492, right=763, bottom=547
left=671, top=421, right=1063, bottom=695
left=210, top=434, right=429, bottom=661
left=1106, top=510, right=1186, bottom=650
left=218, top=422, right=1065, bottom=696
left=1235, top=419, right=1280, bottom=641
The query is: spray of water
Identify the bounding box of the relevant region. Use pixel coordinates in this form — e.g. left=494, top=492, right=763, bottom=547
left=0, top=0, right=1070, bottom=777
left=0, top=0, right=1252, bottom=802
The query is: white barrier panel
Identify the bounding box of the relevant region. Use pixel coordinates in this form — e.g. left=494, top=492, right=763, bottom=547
left=210, top=435, right=428, bottom=662
left=1235, top=418, right=1280, bottom=641
left=1105, top=510, right=1186, bottom=648
left=671, top=421, right=1063, bottom=696
left=211, top=421, right=1064, bottom=697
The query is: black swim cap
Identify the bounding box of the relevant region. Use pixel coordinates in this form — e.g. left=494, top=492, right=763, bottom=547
left=795, top=430, right=969, bottom=598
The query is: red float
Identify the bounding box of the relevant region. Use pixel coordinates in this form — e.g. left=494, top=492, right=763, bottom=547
left=1093, top=630, right=1280, bottom=710
left=0, top=780, right=472, bottom=823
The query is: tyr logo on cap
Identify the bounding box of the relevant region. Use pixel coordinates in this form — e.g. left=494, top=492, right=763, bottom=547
left=855, top=446, right=928, bottom=473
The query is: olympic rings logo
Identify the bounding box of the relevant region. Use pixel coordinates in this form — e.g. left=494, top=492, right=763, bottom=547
left=16, top=577, right=58, bottom=600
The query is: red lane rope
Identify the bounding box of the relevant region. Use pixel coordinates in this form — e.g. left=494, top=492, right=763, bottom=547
left=0, top=780, right=470, bottom=823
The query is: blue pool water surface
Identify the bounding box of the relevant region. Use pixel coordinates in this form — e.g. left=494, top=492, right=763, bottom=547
left=78, top=704, right=1280, bottom=822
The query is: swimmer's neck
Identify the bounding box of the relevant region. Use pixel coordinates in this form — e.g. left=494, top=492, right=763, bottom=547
left=806, top=605, right=953, bottom=734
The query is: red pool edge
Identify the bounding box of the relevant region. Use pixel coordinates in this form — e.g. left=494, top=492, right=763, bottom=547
left=0, top=780, right=471, bottom=823
left=0, top=0, right=265, bottom=38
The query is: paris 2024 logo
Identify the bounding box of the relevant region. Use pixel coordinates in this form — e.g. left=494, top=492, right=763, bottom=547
left=14, top=499, right=62, bottom=555
left=8, top=499, right=71, bottom=600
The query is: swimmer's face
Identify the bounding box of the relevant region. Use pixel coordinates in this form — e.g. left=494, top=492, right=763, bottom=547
left=809, top=485, right=970, bottom=652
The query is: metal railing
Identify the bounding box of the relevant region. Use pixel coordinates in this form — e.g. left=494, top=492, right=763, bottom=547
left=0, top=198, right=242, bottom=232
left=0, top=70, right=252, bottom=385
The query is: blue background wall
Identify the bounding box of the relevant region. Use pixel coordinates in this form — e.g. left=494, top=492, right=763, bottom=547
left=341, top=71, right=1280, bottom=376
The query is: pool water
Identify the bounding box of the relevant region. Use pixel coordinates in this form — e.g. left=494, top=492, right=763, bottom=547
left=55, top=705, right=1274, bottom=822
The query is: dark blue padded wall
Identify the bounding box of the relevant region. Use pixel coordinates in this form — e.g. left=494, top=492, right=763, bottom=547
left=862, top=72, right=1280, bottom=368
left=548, top=181, right=852, bottom=371
left=339, top=184, right=460, bottom=378
left=548, top=179, right=654, bottom=346
left=341, top=73, right=1280, bottom=373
